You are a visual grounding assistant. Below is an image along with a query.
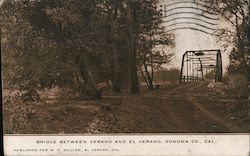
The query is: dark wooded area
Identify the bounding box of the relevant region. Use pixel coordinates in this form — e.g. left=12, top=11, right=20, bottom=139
left=1, top=0, right=174, bottom=100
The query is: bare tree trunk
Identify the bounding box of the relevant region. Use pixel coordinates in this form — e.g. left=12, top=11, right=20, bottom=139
left=76, top=5, right=101, bottom=100
left=148, top=79, right=154, bottom=90
left=150, top=60, right=154, bottom=89
left=127, top=0, right=140, bottom=93
left=246, top=2, right=250, bottom=100
left=139, top=65, right=150, bottom=88
left=110, top=1, right=121, bottom=94
left=126, top=0, right=140, bottom=93
left=78, top=56, right=101, bottom=100
left=144, top=64, right=154, bottom=90
left=106, top=79, right=111, bottom=88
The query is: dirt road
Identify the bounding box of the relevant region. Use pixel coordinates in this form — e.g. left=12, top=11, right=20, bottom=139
left=106, top=83, right=248, bottom=133
left=30, top=82, right=249, bottom=133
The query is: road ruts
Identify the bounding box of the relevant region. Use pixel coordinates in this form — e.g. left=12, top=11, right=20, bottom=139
left=110, top=82, right=244, bottom=133
left=111, top=83, right=196, bottom=132
left=161, top=82, right=243, bottom=132
left=184, top=83, right=242, bottom=132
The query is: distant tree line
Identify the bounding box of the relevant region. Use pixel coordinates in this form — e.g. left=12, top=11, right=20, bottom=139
left=153, top=68, right=179, bottom=85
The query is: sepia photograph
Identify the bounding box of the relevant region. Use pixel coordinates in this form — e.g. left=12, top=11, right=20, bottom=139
left=1, top=0, right=250, bottom=155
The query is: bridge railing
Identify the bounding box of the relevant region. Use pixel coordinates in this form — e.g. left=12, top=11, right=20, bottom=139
left=180, top=76, right=202, bottom=83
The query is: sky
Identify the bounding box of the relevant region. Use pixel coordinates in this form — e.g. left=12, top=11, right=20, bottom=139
left=159, top=0, right=230, bottom=71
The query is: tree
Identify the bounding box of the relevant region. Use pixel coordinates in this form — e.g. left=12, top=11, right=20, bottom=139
left=1, top=0, right=175, bottom=100
left=1, top=0, right=53, bottom=100
left=136, top=0, right=174, bottom=90
left=126, top=0, right=140, bottom=93
left=1, top=0, right=108, bottom=99
left=205, top=0, right=249, bottom=80
left=109, top=0, right=121, bottom=93
left=154, top=68, right=180, bottom=85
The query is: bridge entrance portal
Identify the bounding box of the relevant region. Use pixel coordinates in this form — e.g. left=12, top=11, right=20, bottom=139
left=180, top=49, right=222, bottom=83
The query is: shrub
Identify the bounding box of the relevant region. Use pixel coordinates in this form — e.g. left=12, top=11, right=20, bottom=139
left=224, top=74, right=248, bottom=99
left=3, top=90, right=36, bottom=134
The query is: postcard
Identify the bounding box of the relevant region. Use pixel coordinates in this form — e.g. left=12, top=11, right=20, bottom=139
left=1, top=0, right=250, bottom=155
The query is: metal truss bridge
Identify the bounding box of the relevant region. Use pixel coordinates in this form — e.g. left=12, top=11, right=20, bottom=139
left=179, top=49, right=222, bottom=83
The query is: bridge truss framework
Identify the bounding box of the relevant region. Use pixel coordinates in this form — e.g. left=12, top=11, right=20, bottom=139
left=179, top=49, right=223, bottom=83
